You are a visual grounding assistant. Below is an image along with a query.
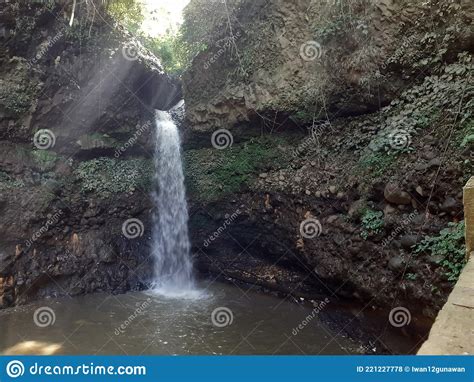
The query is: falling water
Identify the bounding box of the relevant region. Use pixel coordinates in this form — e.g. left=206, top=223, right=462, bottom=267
left=151, top=106, right=198, bottom=298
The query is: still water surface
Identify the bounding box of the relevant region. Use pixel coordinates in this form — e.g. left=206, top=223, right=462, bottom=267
left=0, top=282, right=362, bottom=355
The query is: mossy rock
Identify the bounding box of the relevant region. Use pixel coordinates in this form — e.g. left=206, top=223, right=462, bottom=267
left=184, top=136, right=290, bottom=201
left=0, top=171, right=25, bottom=191
left=74, top=157, right=153, bottom=197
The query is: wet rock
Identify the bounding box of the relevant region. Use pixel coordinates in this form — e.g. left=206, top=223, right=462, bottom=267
left=428, top=254, right=444, bottom=264
left=44, top=179, right=62, bottom=195
left=98, top=249, right=116, bottom=263
left=388, top=256, right=404, bottom=271
left=423, top=150, right=436, bottom=160
left=400, top=235, right=421, bottom=250
left=414, top=162, right=428, bottom=171
left=440, top=197, right=461, bottom=214
left=384, top=204, right=397, bottom=215
left=384, top=183, right=411, bottom=205
left=427, top=158, right=442, bottom=169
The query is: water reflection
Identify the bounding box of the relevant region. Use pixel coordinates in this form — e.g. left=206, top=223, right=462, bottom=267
left=0, top=282, right=357, bottom=355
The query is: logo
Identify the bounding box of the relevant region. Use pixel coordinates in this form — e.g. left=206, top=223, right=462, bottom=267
left=6, top=360, right=25, bottom=378
left=299, top=218, right=322, bottom=239
left=299, top=41, right=323, bottom=61
left=389, top=129, right=411, bottom=150
left=122, top=45, right=139, bottom=61
left=33, top=129, right=56, bottom=150
left=211, top=129, right=233, bottom=150
left=389, top=306, right=411, bottom=327
left=211, top=307, right=234, bottom=327
left=122, top=218, right=144, bottom=239
left=33, top=306, right=56, bottom=327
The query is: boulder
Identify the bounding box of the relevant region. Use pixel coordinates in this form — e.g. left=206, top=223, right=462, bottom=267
left=440, top=197, right=461, bottom=215
left=400, top=235, right=421, bottom=250
left=384, top=183, right=411, bottom=205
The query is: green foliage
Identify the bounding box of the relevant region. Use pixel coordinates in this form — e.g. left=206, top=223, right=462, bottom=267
left=74, top=157, right=153, bottom=197
left=0, top=82, right=35, bottom=116
left=185, top=136, right=288, bottom=201
left=293, top=110, right=314, bottom=124
left=32, top=150, right=57, bottom=171
left=414, top=221, right=466, bottom=282
left=461, top=134, right=474, bottom=147
left=141, top=34, right=186, bottom=75
left=0, top=171, right=24, bottom=191
left=459, top=118, right=474, bottom=148
left=214, top=137, right=284, bottom=192
left=171, top=0, right=244, bottom=73
left=367, top=53, right=472, bottom=157
left=360, top=208, right=384, bottom=240
left=107, top=0, right=144, bottom=34
left=358, top=151, right=396, bottom=177
left=309, top=1, right=369, bottom=42
left=177, top=0, right=229, bottom=68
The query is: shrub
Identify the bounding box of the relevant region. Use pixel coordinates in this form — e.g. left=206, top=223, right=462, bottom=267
left=0, top=171, right=24, bottom=191
left=358, top=151, right=396, bottom=177
left=32, top=150, right=57, bottom=171
left=74, top=157, right=153, bottom=197
left=141, top=34, right=186, bottom=75
left=360, top=208, right=384, bottom=239
left=184, top=136, right=289, bottom=201
left=414, top=221, right=466, bottom=282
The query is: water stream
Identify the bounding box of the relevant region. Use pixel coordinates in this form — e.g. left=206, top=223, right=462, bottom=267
left=151, top=108, right=198, bottom=298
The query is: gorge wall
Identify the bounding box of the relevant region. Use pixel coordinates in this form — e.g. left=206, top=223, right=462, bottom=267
left=0, top=0, right=472, bottom=338
left=0, top=1, right=180, bottom=307
left=182, top=0, right=473, bottom=321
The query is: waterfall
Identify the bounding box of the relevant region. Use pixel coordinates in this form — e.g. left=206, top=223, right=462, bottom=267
left=151, top=107, right=198, bottom=298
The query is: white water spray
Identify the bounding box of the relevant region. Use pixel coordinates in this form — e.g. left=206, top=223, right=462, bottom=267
left=151, top=106, right=200, bottom=298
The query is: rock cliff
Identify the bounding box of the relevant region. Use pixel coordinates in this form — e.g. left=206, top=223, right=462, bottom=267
left=182, top=0, right=473, bottom=322
left=0, top=1, right=180, bottom=307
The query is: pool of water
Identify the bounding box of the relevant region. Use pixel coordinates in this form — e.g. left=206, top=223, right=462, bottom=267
left=0, top=281, right=365, bottom=355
